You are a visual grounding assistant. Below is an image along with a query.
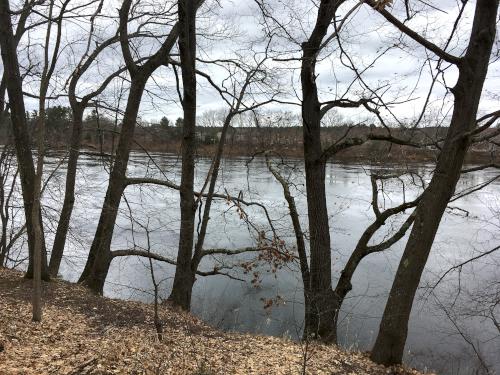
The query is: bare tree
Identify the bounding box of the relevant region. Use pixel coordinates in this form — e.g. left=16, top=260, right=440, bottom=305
left=369, top=0, right=499, bottom=365
left=256, top=0, right=396, bottom=342
left=79, top=0, right=204, bottom=294
left=49, top=0, right=143, bottom=277
left=25, top=0, right=71, bottom=321
left=167, top=44, right=280, bottom=308
left=122, top=50, right=281, bottom=311
left=0, top=0, right=52, bottom=282
left=266, top=154, right=421, bottom=339
left=0, top=146, right=24, bottom=267
left=298, top=0, right=353, bottom=342
left=167, top=0, right=198, bottom=310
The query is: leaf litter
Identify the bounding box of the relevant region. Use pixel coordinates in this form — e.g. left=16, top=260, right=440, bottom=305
left=0, top=268, right=432, bottom=374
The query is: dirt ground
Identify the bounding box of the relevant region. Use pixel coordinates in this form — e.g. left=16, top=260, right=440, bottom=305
left=0, top=268, right=429, bottom=374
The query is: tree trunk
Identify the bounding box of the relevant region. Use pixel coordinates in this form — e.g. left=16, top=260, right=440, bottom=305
left=31, top=106, right=47, bottom=322
left=168, top=0, right=198, bottom=310
left=300, top=0, right=342, bottom=339
left=0, top=0, right=49, bottom=281
left=79, top=79, right=146, bottom=293
left=266, top=156, right=315, bottom=339
left=25, top=211, right=49, bottom=280
left=0, top=146, right=9, bottom=267
left=0, top=212, right=6, bottom=266
left=0, top=178, right=7, bottom=267
left=371, top=0, right=498, bottom=365
left=78, top=0, right=186, bottom=293
left=49, top=106, right=84, bottom=276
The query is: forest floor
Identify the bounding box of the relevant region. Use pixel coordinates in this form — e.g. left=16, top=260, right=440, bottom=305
left=0, top=268, right=429, bottom=375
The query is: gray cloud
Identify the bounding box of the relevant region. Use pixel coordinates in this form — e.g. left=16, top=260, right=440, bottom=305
left=3, top=0, right=498, bottom=126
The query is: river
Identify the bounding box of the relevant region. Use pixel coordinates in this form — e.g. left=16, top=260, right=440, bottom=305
left=14, top=152, right=500, bottom=374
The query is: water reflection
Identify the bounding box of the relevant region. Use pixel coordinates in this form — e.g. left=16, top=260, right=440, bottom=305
left=37, top=153, right=500, bottom=374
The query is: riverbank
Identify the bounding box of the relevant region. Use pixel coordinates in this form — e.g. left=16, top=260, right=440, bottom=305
left=41, top=141, right=499, bottom=165
left=0, top=268, right=428, bottom=375
left=4, top=122, right=498, bottom=164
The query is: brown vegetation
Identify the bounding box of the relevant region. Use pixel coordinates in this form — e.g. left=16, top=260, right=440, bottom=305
left=0, top=268, right=428, bottom=375
left=84, top=125, right=500, bottom=164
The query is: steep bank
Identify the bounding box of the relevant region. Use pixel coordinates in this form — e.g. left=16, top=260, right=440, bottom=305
left=0, top=268, right=427, bottom=375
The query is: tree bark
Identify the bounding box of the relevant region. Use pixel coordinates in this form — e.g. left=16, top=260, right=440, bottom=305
left=31, top=107, right=46, bottom=322
left=371, top=0, right=498, bottom=365
left=188, top=114, right=233, bottom=291
left=168, top=0, right=198, bottom=310
left=49, top=106, right=84, bottom=276
left=0, top=147, right=11, bottom=267
left=300, top=0, right=345, bottom=343
left=77, top=0, right=190, bottom=294
left=0, top=0, right=49, bottom=281
left=0, top=148, right=12, bottom=267
left=79, top=79, right=146, bottom=293
left=49, top=18, right=128, bottom=277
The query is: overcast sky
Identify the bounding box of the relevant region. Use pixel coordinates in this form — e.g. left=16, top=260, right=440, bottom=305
left=9, top=0, right=500, bottom=126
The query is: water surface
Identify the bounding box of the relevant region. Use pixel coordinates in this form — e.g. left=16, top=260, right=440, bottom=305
left=25, top=153, right=500, bottom=374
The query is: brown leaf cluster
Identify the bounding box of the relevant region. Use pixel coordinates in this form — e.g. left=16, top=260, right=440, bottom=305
left=0, top=268, right=430, bottom=374
left=374, top=0, right=394, bottom=10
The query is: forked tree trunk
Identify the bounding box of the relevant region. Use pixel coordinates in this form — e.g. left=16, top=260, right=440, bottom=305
left=371, top=0, right=498, bottom=365
left=171, top=111, right=238, bottom=309
left=168, top=0, right=198, bottom=310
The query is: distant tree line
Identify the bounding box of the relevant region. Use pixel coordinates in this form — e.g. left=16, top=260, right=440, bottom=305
left=1, top=107, right=497, bottom=163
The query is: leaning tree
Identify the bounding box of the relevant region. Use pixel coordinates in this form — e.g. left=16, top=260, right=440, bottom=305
left=368, top=0, right=499, bottom=365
